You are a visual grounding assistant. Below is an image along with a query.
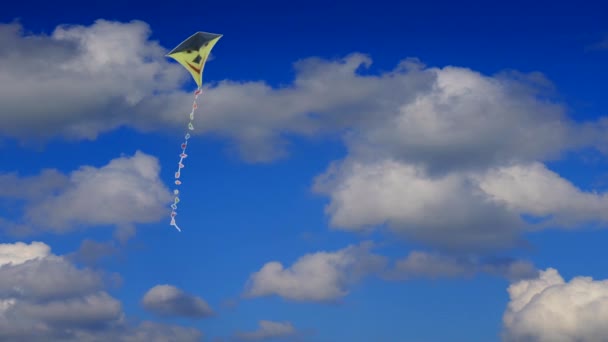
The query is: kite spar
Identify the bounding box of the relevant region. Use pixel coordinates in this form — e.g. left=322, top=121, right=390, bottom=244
left=165, top=31, right=223, bottom=232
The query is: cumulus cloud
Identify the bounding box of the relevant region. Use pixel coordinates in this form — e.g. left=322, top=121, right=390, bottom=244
left=313, top=158, right=524, bottom=252
left=314, top=154, right=608, bottom=253
left=0, top=20, right=429, bottom=162
left=0, top=151, right=172, bottom=237
left=244, top=242, right=386, bottom=302
left=0, top=256, right=103, bottom=301
left=298, top=56, right=608, bottom=256
left=0, top=241, right=202, bottom=341
left=477, top=161, right=608, bottom=227
left=0, top=20, right=185, bottom=142
left=191, top=55, right=435, bottom=161
left=142, top=284, right=214, bottom=318
left=235, top=320, right=297, bottom=341
left=344, top=67, right=586, bottom=174
left=503, top=268, right=608, bottom=342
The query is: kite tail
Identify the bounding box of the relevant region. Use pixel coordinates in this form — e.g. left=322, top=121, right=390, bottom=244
left=170, top=86, right=204, bottom=232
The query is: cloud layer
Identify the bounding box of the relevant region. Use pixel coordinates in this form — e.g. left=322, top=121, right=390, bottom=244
left=3, top=18, right=608, bottom=341
left=244, top=243, right=535, bottom=303
left=6, top=20, right=605, bottom=164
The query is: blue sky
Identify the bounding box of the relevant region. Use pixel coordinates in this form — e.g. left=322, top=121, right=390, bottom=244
left=1, top=1, right=608, bottom=341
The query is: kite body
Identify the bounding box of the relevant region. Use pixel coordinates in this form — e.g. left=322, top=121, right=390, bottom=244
left=166, top=31, right=222, bottom=232
left=166, top=32, right=223, bottom=88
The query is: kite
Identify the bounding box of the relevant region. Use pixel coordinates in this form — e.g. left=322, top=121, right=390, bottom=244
left=165, top=31, right=223, bottom=232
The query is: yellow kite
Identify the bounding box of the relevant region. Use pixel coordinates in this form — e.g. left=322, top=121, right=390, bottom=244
left=166, top=31, right=222, bottom=232
left=166, top=31, right=223, bottom=88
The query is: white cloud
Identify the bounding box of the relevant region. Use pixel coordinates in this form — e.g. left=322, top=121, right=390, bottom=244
left=344, top=67, right=584, bottom=174
left=0, top=20, right=185, bottom=142
left=314, top=154, right=608, bottom=252
left=0, top=255, right=103, bottom=301
left=313, top=158, right=523, bottom=252
left=0, top=241, right=202, bottom=341
left=142, top=284, right=213, bottom=318
left=0, top=151, right=172, bottom=237
left=235, top=320, right=297, bottom=341
left=0, top=241, right=50, bottom=266
left=244, top=242, right=386, bottom=302
left=303, top=56, right=608, bottom=255
left=477, top=161, right=608, bottom=227
left=503, top=268, right=608, bottom=342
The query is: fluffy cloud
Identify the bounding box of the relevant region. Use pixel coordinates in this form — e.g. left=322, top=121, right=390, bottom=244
left=477, top=161, right=608, bottom=227
left=313, top=158, right=524, bottom=252
left=302, top=56, right=608, bottom=256
left=0, top=241, right=202, bottom=341
left=0, top=241, right=49, bottom=266
left=503, top=268, right=608, bottom=342
left=235, top=320, right=297, bottom=341
left=0, top=151, right=172, bottom=237
left=0, top=256, right=103, bottom=301
left=0, top=19, right=430, bottom=162
left=193, top=55, right=434, bottom=161
left=142, top=284, right=214, bottom=318
left=314, top=155, right=608, bottom=252
left=0, top=20, right=185, bottom=142
left=344, top=67, right=587, bottom=173
left=244, top=242, right=386, bottom=302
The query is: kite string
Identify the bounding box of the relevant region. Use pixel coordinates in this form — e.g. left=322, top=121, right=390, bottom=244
left=170, top=86, right=203, bottom=232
